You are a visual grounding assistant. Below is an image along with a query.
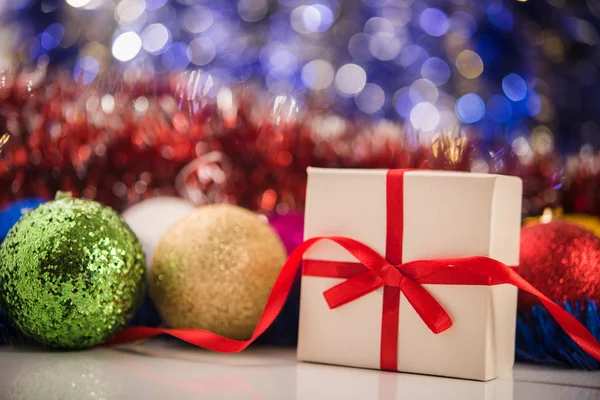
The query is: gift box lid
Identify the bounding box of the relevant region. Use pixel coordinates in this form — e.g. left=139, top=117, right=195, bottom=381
left=304, top=168, right=522, bottom=268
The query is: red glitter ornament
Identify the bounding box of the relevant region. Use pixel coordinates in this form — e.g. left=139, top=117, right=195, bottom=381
left=518, top=221, right=600, bottom=309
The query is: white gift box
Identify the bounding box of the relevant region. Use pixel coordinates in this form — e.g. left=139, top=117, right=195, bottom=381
left=297, top=168, right=523, bottom=381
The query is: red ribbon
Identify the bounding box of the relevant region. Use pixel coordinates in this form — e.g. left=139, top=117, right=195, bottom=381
left=108, top=235, right=600, bottom=364
left=109, top=170, right=600, bottom=368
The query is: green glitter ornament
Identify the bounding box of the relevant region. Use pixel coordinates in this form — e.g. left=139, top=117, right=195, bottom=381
left=0, top=192, right=146, bottom=349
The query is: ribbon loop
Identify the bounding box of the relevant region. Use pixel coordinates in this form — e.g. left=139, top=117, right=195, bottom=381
left=399, top=276, right=453, bottom=334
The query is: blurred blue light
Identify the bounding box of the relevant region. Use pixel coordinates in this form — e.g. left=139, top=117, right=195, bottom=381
left=41, top=24, right=64, bottom=51
left=525, top=91, right=542, bottom=116
left=419, top=8, right=450, bottom=37
left=502, top=73, right=527, bottom=101
left=487, top=95, right=513, bottom=123
left=421, top=57, right=451, bottom=86
left=393, top=88, right=413, bottom=118
left=73, top=56, right=99, bottom=85
left=455, top=93, right=486, bottom=124
left=487, top=3, right=513, bottom=32
left=161, top=42, right=191, bottom=71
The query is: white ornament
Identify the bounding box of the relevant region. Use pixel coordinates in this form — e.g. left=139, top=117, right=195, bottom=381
left=122, top=197, right=195, bottom=268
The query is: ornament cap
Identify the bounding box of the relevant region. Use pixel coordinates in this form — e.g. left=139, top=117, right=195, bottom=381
left=55, top=191, right=73, bottom=200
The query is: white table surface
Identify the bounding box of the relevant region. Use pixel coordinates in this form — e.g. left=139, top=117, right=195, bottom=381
left=1, top=340, right=598, bottom=400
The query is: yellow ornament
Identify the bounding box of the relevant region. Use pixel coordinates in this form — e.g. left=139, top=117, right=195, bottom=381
left=523, top=208, right=600, bottom=237
left=150, top=204, right=287, bottom=340
left=561, top=214, right=600, bottom=238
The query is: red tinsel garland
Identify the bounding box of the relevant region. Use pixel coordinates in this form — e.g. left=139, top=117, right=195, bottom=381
left=0, top=66, right=596, bottom=216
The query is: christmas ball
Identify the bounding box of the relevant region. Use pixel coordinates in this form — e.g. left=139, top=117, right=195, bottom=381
left=122, top=197, right=195, bottom=267
left=519, top=221, right=600, bottom=309
left=150, top=204, right=287, bottom=340
left=0, top=194, right=146, bottom=349
left=0, top=198, right=47, bottom=242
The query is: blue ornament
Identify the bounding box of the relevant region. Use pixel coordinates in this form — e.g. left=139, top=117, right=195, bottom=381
left=0, top=198, right=47, bottom=242
left=255, top=271, right=300, bottom=346
left=128, top=294, right=162, bottom=328
left=0, top=305, right=21, bottom=345
left=0, top=198, right=46, bottom=345
left=516, top=300, right=600, bottom=369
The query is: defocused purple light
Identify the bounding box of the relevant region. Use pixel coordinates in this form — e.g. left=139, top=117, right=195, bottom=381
left=238, top=0, right=269, bottom=23
left=525, top=91, right=542, bottom=116
left=398, top=45, right=429, bottom=71
left=142, top=24, right=171, bottom=54
left=348, top=33, right=373, bottom=62
left=182, top=5, right=214, bottom=34
left=410, top=102, right=440, bottom=131
left=393, top=88, right=413, bottom=118
left=421, top=57, right=450, bottom=86
left=188, top=37, right=216, bottom=66
left=450, top=11, right=477, bottom=39
left=364, top=17, right=394, bottom=35
left=355, top=83, right=385, bottom=114
left=73, top=56, right=99, bottom=85
left=382, top=7, right=412, bottom=28
left=269, top=49, right=298, bottom=72
left=301, top=59, right=334, bottom=90
left=12, top=0, right=32, bottom=10
left=145, top=0, right=168, bottom=11
left=161, top=42, right=191, bottom=71
left=409, top=78, right=438, bottom=103
left=419, top=8, right=450, bottom=37
left=302, top=4, right=334, bottom=32
left=41, top=23, right=64, bottom=51
left=369, top=32, right=402, bottom=61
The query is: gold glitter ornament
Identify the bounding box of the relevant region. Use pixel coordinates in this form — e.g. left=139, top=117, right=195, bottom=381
left=150, top=204, right=287, bottom=340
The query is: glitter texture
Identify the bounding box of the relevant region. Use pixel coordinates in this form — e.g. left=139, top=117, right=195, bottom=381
left=519, top=221, right=600, bottom=309
left=0, top=196, right=145, bottom=349
left=150, top=204, right=287, bottom=340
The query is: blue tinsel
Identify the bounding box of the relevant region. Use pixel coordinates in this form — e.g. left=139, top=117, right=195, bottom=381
left=516, top=300, right=600, bottom=369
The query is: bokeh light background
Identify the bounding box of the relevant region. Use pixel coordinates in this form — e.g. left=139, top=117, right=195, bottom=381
left=1, top=0, right=600, bottom=155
